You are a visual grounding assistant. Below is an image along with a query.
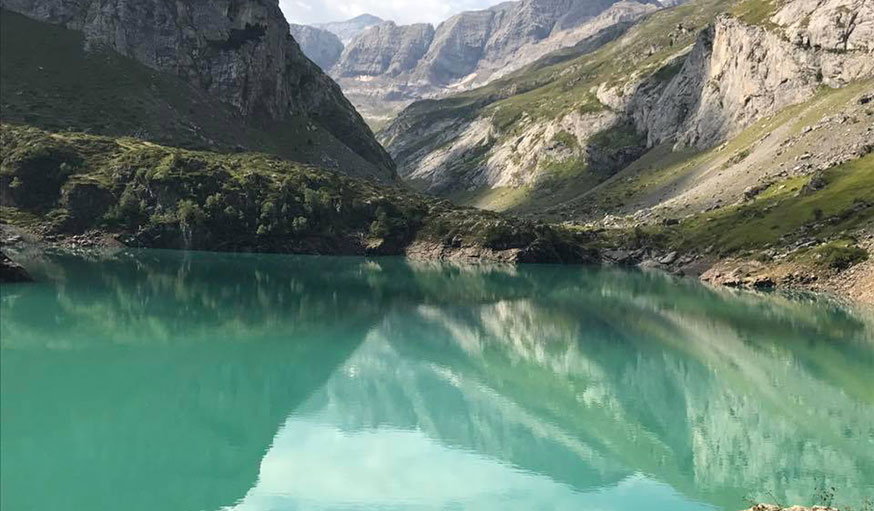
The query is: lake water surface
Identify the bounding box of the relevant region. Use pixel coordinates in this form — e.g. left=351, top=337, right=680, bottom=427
left=1, top=249, right=873, bottom=511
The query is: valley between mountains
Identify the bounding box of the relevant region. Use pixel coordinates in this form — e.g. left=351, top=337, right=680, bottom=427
left=1, top=0, right=872, bottom=303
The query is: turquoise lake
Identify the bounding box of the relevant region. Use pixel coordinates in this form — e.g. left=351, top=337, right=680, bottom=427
left=1, top=249, right=873, bottom=511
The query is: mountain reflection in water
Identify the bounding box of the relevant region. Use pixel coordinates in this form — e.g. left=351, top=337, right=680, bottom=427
left=2, top=249, right=872, bottom=511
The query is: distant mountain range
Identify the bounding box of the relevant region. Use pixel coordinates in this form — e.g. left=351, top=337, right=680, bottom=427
left=291, top=1, right=666, bottom=125
left=315, top=14, right=383, bottom=44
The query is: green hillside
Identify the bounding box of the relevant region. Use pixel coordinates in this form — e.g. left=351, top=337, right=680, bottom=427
left=0, top=124, right=594, bottom=261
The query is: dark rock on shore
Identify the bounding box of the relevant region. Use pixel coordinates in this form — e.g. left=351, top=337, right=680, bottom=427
left=1, top=251, right=30, bottom=282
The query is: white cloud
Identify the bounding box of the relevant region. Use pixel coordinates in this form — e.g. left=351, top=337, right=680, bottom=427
left=280, top=0, right=502, bottom=25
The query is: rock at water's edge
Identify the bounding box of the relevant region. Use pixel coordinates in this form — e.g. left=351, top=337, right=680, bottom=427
left=1, top=252, right=31, bottom=283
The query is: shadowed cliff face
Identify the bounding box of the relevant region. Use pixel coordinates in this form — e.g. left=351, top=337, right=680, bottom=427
left=0, top=0, right=396, bottom=181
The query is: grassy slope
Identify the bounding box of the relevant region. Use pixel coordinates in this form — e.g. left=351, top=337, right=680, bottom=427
left=0, top=124, right=595, bottom=261
left=551, top=80, right=874, bottom=220
left=0, top=9, right=391, bottom=181
left=585, top=152, right=873, bottom=272
left=669, top=155, right=873, bottom=254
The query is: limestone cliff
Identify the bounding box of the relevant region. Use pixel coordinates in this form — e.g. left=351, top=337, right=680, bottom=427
left=615, top=8, right=874, bottom=149
left=334, top=22, right=435, bottom=77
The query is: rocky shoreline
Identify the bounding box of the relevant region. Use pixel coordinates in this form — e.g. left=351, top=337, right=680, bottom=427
left=743, top=506, right=840, bottom=511
left=599, top=233, right=874, bottom=306
left=3, top=222, right=870, bottom=307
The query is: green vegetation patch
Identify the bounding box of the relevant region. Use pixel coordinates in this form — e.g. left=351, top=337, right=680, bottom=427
left=552, top=130, right=579, bottom=150
left=800, top=239, right=869, bottom=270
left=0, top=124, right=596, bottom=261
left=647, top=154, right=874, bottom=256
left=729, top=0, right=779, bottom=28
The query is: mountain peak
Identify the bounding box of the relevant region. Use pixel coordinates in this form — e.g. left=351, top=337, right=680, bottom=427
left=347, top=14, right=383, bottom=24
left=314, top=13, right=384, bottom=44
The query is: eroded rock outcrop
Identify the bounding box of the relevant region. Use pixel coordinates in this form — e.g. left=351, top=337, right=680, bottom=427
left=774, top=0, right=874, bottom=51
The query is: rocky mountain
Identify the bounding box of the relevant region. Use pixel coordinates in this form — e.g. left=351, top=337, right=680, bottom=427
left=314, top=14, right=383, bottom=44
left=2, top=0, right=871, bottom=299
left=292, top=0, right=662, bottom=124
left=289, top=23, right=344, bottom=70
left=334, top=21, right=436, bottom=77
left=383, top=0, right=873, bottom=199
left=0, top=0, right=395, bottom=182
left=411, top=0, right=647, bottom=86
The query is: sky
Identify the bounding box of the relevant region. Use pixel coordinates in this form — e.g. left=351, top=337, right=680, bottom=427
left=279, top=0, right=502, bottom=25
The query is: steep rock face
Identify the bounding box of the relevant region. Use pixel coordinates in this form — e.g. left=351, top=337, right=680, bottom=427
left=773, top=0, right=874, bottom=51
left=0, top=0, right=396, bottom=181
left=289, top=23, right=343, bottom=70
left=315, top=14, right=382, bottom=45
left=479, top=0, right=617, bottom=58
left=621, top=11, right=874, bottom=149
left=412, top=7, right=508, bottom=85
left=335, top=22, right=435, bottom=77
left=415, top=0, right=651, bottom=86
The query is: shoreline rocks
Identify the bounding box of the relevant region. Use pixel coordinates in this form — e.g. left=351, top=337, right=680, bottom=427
left=743, top=505, right=840, bottom=511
